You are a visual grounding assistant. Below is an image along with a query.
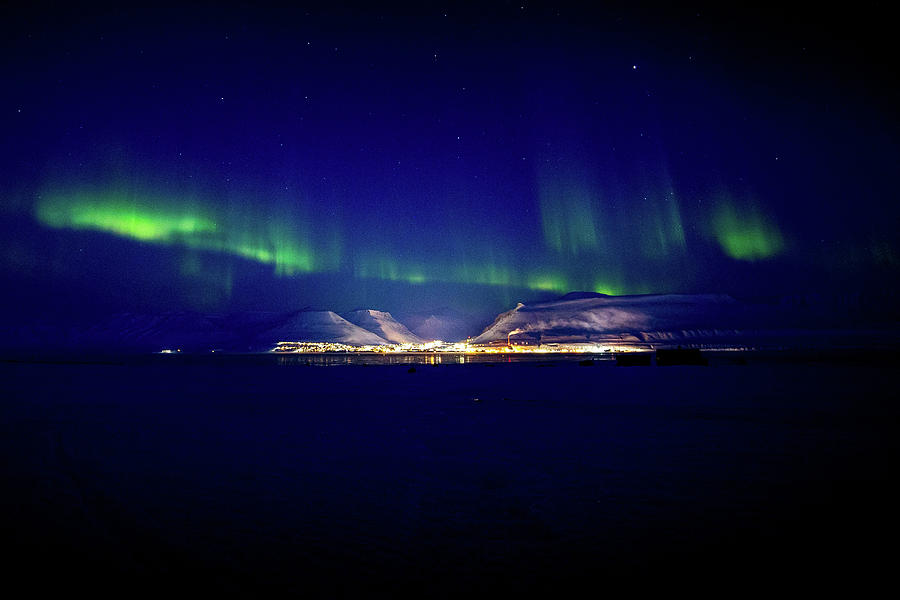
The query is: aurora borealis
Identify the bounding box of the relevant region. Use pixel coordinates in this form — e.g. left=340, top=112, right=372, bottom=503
left=2, top=7, right=900, bottom=593
left=2, top=3, right=898, bottom=318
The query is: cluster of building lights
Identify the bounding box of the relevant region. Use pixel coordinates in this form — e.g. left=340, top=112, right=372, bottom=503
left=271, top=340, right=644, bottom=354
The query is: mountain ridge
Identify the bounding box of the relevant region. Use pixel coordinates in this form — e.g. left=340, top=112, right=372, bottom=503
left=341, top=309, right=424, bottom=344
left=2, top=291, right=897, bottom=353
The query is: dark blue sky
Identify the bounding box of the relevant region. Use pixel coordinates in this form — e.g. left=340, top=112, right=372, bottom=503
left=2, top=2, right=898, bottom=318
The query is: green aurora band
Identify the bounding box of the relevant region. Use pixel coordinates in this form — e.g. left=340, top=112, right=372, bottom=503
left=35, top=190, right=321, bottom=275
left=33, top=184, right=779, bottom=298
left=539, top=178, right=601, bottom=255
left=33, top=188, right=628, bottom=294
left=711, top=197, right=784, bottom=261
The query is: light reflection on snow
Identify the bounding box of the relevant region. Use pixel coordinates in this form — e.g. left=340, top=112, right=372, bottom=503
left=271, top=339, right=644, bottom=354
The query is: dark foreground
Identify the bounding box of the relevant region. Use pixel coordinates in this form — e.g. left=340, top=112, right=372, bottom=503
left=1, top=355, right=897, bottom=595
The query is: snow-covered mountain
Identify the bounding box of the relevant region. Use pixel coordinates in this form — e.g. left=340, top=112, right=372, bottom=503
left=4, top=291, right=896, bottom=354
left=341, top=309, right=424, bottom=344
left=401, top=309, right=487, bottom=342
left=0, top=309, right=394, bottom=352
left=471, top=292, right=746, bottom=344
left=261, top=310, right=388, bottom=345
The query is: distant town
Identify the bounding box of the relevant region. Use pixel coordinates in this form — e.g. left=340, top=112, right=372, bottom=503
left=270, top=340, right=642, bottom=354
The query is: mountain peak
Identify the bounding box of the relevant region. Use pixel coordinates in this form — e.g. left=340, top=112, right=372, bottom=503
left=471, top=292, right=746, bottom=345
left=264, top=310, right=388, bottom=346
left=341, top=309, right=424, bottom=344
left=556, top=291, right=610, bottom=300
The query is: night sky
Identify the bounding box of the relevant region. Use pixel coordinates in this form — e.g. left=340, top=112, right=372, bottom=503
left=3, top=2, right=898, bottom=319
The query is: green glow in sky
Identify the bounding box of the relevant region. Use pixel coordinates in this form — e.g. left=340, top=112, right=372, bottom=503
left=527, top=272, right=569, bottom=292
left=36, top=192, right=217, bottom=241
left=354, top=256, right=427, bottom=285
left=35, top=190, right=320, bottom=274
left=711, top=198, right=784, bottom=261
left=592, top=280, right=625, bottom=296
left=455, top=263, right=513, bottom=287
left=539, top=179, right=600, bottom=255
left=33, top=186, right=657, bottom=297
left=640, top=191, right=686, bottom=258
